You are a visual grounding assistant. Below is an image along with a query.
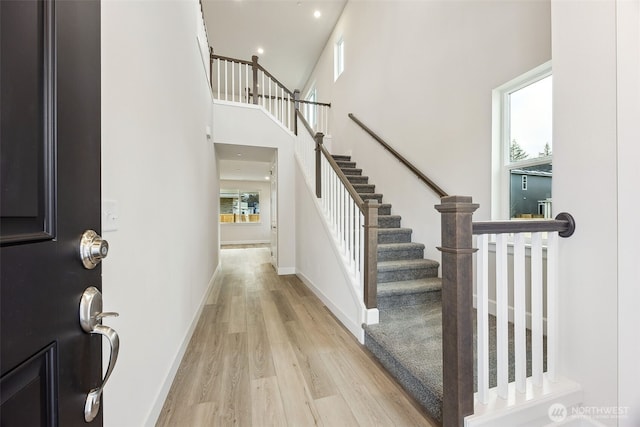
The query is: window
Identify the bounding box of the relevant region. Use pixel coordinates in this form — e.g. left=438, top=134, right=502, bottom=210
left=219, top=190, right=260, bottom=223
left=305, top=86, right=317, bottom=128
left=334, top=37, right=344, bottom=80
left=492, top=62, right=552, bottom=219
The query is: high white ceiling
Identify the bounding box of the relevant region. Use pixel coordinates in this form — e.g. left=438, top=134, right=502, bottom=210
left=202, top=0, right=346, bottom=92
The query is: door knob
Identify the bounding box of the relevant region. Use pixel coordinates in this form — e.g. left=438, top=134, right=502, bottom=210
left=80, top=230, right=109, bottom=269
left=79, top=286, right=120, bottom=422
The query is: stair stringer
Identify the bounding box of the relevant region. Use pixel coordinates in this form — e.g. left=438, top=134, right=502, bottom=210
left=294, top=153, right=378, bottom=344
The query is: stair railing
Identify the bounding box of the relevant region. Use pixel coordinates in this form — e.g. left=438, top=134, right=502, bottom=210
left=210, top=51, right=331, bottom=135
left=295, top=111, right=378, bottom=309
left=348, top=113, right=448, bottom=198
left=435, top=196, right=576, bottom=426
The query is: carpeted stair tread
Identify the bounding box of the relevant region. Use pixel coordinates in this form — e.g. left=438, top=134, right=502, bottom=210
left=360, top=193, right=383, bottom=202
left=378, top=215, right=402, bottom=229
left=364, top=301, right=444, bottom=422
left=332, top=154, right=351, bottom=161
left=377, top=258, right=439, bottom=272
left=336, top=160, right=357, bottom=169
left=377, top=277, right=441, bottom=296
left=347, top=175, right=369, bottom=184
left=353, top=183, right=376, bottom=193
left=378, top=228, right=412, bottom=243
left=377, top=242, right=425, bottom=261
left=340, top=167, right=363, bottom=176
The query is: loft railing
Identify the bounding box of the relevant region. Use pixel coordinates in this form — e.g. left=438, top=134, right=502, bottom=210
left=348, top=113, right=448, bottom=198
left=435, top=196, right=576, bottom=426
left=295, top=111, right=378, bottom=309
left=210, top=51, right=331, bottom=135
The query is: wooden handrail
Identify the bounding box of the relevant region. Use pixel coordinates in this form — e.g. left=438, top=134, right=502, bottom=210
left=318, top=144, right=366, bottom=213
left=256, top=64, right=294, bottom=97
left=297, top=98, right=332, bottom=108
left=211, top=53, right=253, bottom=66
left=296, top=110, right=315, bottom=138
left=348, top=113, right=448, bottom=198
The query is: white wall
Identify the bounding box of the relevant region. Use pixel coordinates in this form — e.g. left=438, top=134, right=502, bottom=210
left=616, top=1, right=640, bottom=424
left=552, top=0, right=618, bottom=422
left=220, top=179, right=271, bottom=244
left=303, top=0, right=551, bottom=265
left=294, top=161, right=365, bottom=340
left=101, top=1, right=219, bottom=426
left=213, top=102, right=296, bottom=274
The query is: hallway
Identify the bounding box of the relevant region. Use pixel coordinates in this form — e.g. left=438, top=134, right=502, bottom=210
left=156, top=246, right=435, bottom=426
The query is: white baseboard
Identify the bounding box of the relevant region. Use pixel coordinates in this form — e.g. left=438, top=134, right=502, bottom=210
left=144, top=263, right=221, bottom=427
left=296, top=270, right=364, bottom=343
left=465, top=376, right=582, bottom=427
left=221, top=239, right=270, bottom=245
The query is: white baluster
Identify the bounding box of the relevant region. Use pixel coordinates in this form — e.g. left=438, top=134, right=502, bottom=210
left=216, top=59, right=220, bottom=99
left=269, top=78, right=272, bottom=115
left=496, top=233, right=509, bottom=399
left=476, top=234, right=489, bottom=404
left=547, top=231, right=559, bottom=380
left=514, top=232, right=527, bottom=393
left=261, top=71, right=265, bottom=108
left=531, top=232, right=544, bottom=386
left=224, top=60, right=228, bottom=101
left=231, top=61, right=235, bottom=101
left=245, top=63, right=249, bottom=103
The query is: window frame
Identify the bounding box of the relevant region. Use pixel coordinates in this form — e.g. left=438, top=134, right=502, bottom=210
left=334, top=37, right=344, bottom=81
left=491, top=61, right=552, bottom=220
left=219, top=189, right=261, bottom=224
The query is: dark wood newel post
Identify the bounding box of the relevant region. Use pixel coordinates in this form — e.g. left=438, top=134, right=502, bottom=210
left=434, top=195, right=478, bottom=427
left=209, top=46, right=214, bottom=89
left=251, top=55, right=259, bottom=105
left=314, top=133, right=324, bottom=198
left=363, top=199, right=379, bottom=309
left=293, top=89, right=300, bottom=135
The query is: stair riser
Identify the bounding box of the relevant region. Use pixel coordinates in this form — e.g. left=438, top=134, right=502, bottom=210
left=377, top=289, right=442, bottom=310
left=360, top=194, right=383, bottom=203
left=378, top=266, right=439, bottom=283
left=337, top=161, right=357, bottom=169
left=377, top=248, right=424, bottom=262
left=378, top=216, right=401, bottom=228
left=354, top=185, right=376, bottom=194
left=378, top=205, right=391, bottom=215
left=332, top=155, right=351, bottom=161
left=378, top=231, right=412, bottom=244
left=341, top=168, right=362, bottom=176
left=347, top=176, right=369, bottom=184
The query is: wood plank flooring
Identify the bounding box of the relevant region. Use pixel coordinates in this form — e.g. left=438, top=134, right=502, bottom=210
left=156, top=246, right=437, bottom=427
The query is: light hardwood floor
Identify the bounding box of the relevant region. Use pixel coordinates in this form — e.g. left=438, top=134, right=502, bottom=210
left=156, top=246, right=437, bottom=426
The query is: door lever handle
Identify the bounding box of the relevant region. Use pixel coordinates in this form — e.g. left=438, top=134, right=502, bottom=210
left=79, top=287, right=120, bottom=422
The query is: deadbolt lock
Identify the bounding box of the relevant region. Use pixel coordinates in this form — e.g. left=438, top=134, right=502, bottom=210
left=80, top=230, right=109, bottom=269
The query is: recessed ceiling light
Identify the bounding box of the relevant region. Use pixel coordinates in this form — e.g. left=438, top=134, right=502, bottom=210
left=265, top=176, right=270, bottom=180
left=257, top=47, right=264, bottom=54
left=236, top=153, right=242, bottom=156
left=313, top=10, right=321, bottom=18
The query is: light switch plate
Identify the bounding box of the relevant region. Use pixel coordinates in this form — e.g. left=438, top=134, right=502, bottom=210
left=102, top=200, right=119, bottom=232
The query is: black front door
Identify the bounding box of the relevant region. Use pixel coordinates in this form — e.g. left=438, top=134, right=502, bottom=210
left=1, top=0, right=103, bottom=425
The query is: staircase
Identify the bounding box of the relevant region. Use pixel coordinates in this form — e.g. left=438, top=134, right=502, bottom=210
left=332, top=154, right=446, bottom=423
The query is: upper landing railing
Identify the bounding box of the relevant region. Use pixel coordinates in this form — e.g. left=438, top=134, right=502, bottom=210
left=210, top=51, right=331, bottom=136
